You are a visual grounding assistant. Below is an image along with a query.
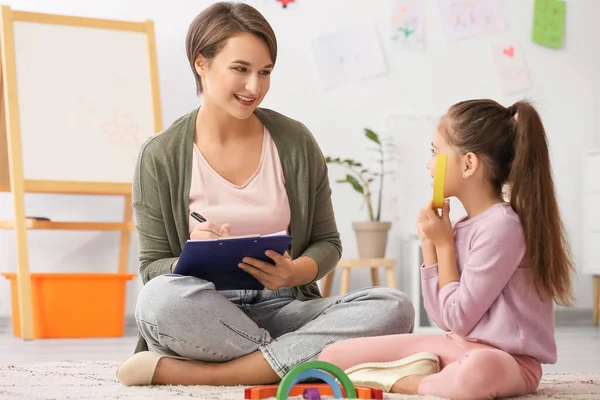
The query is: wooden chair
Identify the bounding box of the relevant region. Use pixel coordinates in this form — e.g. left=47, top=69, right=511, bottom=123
left=320, top=258, right=397, bottom=297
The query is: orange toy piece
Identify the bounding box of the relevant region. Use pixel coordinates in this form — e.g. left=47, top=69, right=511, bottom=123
left=244, top=383, right=383, bottom=399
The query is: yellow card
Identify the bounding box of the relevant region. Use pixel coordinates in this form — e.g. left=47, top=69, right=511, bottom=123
left=432, top=154, right=447, bottom=209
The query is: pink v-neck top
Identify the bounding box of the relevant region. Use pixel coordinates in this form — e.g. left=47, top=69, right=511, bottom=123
left=421, top=203, right=557, bottom=363
left=188, top=127, right=291, bottom=237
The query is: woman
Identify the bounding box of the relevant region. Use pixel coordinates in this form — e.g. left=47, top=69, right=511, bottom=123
left=116, top=1, right=414, bottom=387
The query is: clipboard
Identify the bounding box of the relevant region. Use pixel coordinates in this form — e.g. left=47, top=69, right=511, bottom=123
left=173, top=234, right=293, bottom=290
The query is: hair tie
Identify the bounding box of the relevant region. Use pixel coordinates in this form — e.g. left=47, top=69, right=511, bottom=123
left=506, top=105, right=517, bottom=117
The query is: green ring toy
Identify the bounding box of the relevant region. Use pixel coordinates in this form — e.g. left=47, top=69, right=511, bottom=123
left=276, top=360, right=357, bottom=400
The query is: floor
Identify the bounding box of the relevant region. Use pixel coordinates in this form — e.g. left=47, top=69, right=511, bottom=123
left=1, top=311, right=599, bottom=373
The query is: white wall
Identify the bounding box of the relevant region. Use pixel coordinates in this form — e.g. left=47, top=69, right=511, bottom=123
left=0, top=0, right=597, bottom=320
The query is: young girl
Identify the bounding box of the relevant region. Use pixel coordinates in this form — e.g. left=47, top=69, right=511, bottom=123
left=318, top=99, right=574, bottom=399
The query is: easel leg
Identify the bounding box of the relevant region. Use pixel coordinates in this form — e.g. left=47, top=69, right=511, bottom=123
left=13, top=195, right=34, bottom=339
left=118, top=194, right=132, bottom=274
left=1, top=5, right=34, bottom=340
left=593, top=275, right=599, bottom=326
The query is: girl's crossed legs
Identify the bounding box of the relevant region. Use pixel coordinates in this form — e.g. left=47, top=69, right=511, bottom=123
left=318, top=333, right=542, bottom=400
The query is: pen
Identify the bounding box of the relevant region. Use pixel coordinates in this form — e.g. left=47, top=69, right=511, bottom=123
left=191, top=211, right=207, bottom=223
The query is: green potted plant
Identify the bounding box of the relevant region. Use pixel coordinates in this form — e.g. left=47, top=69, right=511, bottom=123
left=325, top=128, right=393, bottom=259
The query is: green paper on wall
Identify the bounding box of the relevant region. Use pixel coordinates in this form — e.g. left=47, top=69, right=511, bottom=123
left=532, top=0, right=566, bottom=49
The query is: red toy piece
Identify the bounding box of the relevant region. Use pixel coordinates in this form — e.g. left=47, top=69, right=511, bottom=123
left=277, top=0, right=295, bottom=8
left=244, top=383, right=383, bottom=399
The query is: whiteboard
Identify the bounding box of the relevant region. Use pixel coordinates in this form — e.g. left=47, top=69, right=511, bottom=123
left=12, top=21, right=156, bottom=183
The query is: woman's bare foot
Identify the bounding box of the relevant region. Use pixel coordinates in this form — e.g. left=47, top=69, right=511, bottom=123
left=152, top=351, right=279, bottom=386
left=390, top=374, right=425, bottom=394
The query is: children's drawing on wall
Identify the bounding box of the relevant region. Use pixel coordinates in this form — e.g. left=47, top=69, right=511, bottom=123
left=492, top=42, right=532, bottom=94
left=100, top=111, right=143, bottom=166
left=437, top=0, right=506, bottom=42
left=310, top=24, right=387, bottom=90
left=532, top=0, right=566, bottom=49
left=391, top=0, right=425, bottom=51
left=101, top=111, right=141, bottom=147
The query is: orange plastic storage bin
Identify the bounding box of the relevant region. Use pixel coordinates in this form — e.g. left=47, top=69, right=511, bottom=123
left=1, top=273, right=135, bottom=338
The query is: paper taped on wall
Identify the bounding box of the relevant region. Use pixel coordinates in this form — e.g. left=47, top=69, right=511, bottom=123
left=310, top=24, right=387, bottom=89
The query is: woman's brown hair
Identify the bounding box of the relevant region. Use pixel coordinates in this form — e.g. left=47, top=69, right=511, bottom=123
left=185, top=2, right=277, bottom=95
left=441, top=99, right=574, bottom=306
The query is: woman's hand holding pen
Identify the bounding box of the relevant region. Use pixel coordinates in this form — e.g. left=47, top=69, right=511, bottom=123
left=239, top=251, right=295, bottom=291
left=190, top=222, right=231, bottom=240
left=189, top=212, right=231, bottom=240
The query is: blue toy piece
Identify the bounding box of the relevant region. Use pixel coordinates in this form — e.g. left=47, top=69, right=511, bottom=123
left=284, top=370, right=342, bottom=398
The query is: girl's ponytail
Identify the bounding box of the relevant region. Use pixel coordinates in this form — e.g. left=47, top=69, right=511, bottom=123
left=508, top=101, right=574, bottom=306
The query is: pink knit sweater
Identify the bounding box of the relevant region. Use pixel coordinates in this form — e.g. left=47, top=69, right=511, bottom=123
left=421, top=202, right=557, bottom=364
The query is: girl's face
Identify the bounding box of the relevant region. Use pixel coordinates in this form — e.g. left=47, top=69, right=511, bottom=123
left=196, top=32, right=273, bottom=120
left=426, top=125, right=464, bottom=199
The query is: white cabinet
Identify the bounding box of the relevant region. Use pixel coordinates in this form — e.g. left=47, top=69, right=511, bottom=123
left=583, top=150, right=600, bottom=326
left=583, top=150, right=600, bottom=276
left=406, top=236, right=443, bottom=333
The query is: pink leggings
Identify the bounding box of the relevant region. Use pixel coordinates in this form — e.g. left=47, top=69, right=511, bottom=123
left=318, top=333, right=542, bottom=399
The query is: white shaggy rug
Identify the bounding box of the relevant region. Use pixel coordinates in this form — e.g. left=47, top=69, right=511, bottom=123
left=0, top=361, right=598, bottom=399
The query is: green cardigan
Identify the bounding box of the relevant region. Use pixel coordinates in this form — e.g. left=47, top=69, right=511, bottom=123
left=131, top=107, right=342, bottom=352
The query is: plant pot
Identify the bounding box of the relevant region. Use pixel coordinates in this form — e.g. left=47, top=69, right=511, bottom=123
left=352, top=221, right=392, bottom=258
